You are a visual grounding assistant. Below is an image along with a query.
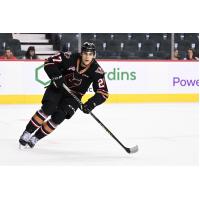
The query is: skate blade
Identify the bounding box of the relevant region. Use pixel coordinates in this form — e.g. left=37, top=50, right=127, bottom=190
left=19, top=144, right=31, bottom=150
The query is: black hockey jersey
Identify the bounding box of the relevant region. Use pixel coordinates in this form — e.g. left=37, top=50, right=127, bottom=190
left=44, top=52, right=109, bottom=106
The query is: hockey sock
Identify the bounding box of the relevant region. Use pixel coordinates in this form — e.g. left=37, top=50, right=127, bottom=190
left=25, top=109, right=48, bottom=133
left=34, top=119, right=58, bottom=140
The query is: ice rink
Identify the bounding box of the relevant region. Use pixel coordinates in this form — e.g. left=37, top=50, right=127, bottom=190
left=0, top=103, right=198, bottom=165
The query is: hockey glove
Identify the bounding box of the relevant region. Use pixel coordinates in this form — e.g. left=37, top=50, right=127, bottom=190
left=82, top=101, right=96, bottom=114
left=52, top=75, right=64, bottom=88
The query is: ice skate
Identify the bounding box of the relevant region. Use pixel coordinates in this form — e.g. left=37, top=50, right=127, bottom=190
left=27, top=135, right=40, bottom=148
left=19, top=131, right=32, bottom=147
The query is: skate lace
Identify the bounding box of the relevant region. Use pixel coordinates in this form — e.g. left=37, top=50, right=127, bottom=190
left=22, top=131, right=31, bottom=141
left=30, top=136, right=39, bottom=145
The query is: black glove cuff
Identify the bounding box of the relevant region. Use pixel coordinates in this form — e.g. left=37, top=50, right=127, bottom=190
left=52, top=75, right=64, bottom=88
left=82, top=101, right=96, bottom=114
left=87, top=101, right=96, bottom=110
left=52, top=75, right=63, bottom=81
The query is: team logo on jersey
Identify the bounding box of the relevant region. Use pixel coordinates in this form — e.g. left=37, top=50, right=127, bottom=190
left=64, top=73, right=82, bottom=88
left=95, top=67, right=104, bottom=74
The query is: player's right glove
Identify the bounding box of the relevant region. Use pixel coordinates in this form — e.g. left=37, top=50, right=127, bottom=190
left=52, top=75, right=64, bottom=88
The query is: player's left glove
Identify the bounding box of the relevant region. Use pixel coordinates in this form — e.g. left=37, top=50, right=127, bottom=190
left=82, top=101, right=96, bottom=114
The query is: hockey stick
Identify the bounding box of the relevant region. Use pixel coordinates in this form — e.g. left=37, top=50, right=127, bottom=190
left=63, top=83, right=138, bottom=154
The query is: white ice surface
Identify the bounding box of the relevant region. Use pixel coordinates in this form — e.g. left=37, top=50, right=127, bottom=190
left=0, top=103, right=198, bottom=165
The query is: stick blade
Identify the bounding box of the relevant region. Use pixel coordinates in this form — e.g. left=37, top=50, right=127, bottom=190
left=126, top=145, right=139, bottom=154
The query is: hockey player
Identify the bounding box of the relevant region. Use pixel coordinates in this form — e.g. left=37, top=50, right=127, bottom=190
left=19, top=42, right=109, bottom=148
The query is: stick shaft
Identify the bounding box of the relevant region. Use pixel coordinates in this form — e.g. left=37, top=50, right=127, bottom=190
left=63, top=84, right=128, bottom=152
left=89, top=112, right=127, bottom=149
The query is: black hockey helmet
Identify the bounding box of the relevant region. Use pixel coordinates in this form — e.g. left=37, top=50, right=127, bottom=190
left=81, top=42, right=96, bottom=54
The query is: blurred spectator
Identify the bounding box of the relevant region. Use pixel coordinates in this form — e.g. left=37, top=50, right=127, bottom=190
left=172, top=49, right=181, bottom=60
left=186, top=48, right=199, bottom=61
left=0, top=47, right=17, bottom=60
left=25, top=46, right=38, bottom=59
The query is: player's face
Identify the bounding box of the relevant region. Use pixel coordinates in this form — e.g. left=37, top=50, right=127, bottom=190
left=81, top=51, right=95, bottom=65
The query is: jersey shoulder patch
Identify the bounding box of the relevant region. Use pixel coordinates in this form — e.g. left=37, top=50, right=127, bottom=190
left=95, top=66, right=104, bottom=75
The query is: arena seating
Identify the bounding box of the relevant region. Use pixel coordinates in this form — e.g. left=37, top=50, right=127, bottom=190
left=5, top=39, right=23, bottom=57
left=0, top=34, right=24, bottom=58
left=175, top=33, right=199, bottom=58
left=0, top=33, right=199, bottom=59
